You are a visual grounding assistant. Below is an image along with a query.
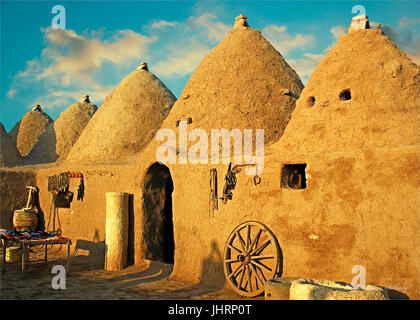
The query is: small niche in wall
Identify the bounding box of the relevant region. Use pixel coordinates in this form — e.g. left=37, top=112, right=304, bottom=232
left=307, top=96, right=316, bottom=107
left=339, top=89, right=351, bottom=101
left=281, top=164, right=307, bottom=189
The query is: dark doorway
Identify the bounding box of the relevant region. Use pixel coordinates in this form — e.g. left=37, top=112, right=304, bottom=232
left=142, top=162, right=175, bottom=264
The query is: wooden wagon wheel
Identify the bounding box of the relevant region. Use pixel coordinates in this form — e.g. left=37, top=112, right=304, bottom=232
left=223, top=221, right=281, bottom=297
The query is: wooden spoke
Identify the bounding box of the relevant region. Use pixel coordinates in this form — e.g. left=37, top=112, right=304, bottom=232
left=249, top=262, right=264, bottom=288
left=254, top=264, right=267, bottom=282
left=228, top=263, right=243, bottom=279
left=223, top=221, right=281, bottom=297
left=247, top=264, right=252, bottom=292
left=250, top=259, right=272, bottom=272
left=249, top=229, right=262, bottom=253
left=250, top=254, right=275, bottom=261
left=250, top=239, right=271, bottom=256
left=246, top=225, right=251, bottom=252
left=228, top=244, right=242, bottom=254
left=236, top=231, right=246, bottom=252
left=238, top=265, right=246, bottom=289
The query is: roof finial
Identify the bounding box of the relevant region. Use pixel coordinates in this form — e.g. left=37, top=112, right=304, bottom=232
left=234, top=14, right=249, bottom=29
left=32, top=104, right=42, bottom=112
left=137, top=62, right=149, bottom=71
left=81, top=95, right=90, bottom=103
left=348, top=14, right=370, bottom=33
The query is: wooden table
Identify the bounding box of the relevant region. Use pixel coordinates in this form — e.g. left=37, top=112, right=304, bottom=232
left=1, top=237, right=71, bottom=276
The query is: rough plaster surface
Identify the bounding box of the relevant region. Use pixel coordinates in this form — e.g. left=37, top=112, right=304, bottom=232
left=132, top=28, right=420, bottom=298
left=26, top=101, right=97, bottom=164
left=66, top=68, right=176, bottom=164
left=278, top=29, right=419, bottom=154
left=9, top=110, right=53, bottom=157
left=0, top=169, right=36, bottom=229
left=0, top=23, right=418, bottom=300
left=155, top=20, right=303, bottom=152
left=1, top=122, right=22, bottom=167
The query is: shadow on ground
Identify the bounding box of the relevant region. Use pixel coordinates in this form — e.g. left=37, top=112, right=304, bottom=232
left=0, top=237, right=255, bottom=300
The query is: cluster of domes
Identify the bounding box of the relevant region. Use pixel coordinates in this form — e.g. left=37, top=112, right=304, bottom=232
left=1, top=14, right=418, bottom=167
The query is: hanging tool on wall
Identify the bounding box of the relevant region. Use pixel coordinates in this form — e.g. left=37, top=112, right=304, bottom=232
left=220, top=163, right=261, bottom=204
left=253, top=163, right=261, bottom=186
left=209, top=168, right=218, bottom=218
left=47, top=193, right=62, bottom=235
left=220, top=163, right=241, bottom=204
left=46, top=171, right=84, bottom=234
left=77, top=176, right=85, bottom=201
left=48, top=172, right=84, bottom=202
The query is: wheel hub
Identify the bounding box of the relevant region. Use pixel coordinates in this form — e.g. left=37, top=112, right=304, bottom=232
left=238, top=253, right=251, bottom=265
left=224, top=221, right=281, bottom=298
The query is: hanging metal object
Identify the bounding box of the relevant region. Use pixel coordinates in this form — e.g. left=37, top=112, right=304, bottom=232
left=221, top=163, right=260, bottom=204
left=46, top=171, right=84, bottom=234
left=220, top=163, right=240, bottom=204
left=209, top=168, right=218, bottom=217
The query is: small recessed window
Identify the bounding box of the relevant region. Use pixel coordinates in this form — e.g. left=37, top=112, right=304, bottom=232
left=307, top=96, right=316, bottom=107
left=281, top=164, right=307, bottom=189
left=339, top=89, right=351, bottom=101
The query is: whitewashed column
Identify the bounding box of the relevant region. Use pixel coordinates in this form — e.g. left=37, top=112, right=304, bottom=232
left=105, top=192, right=129, bottom=271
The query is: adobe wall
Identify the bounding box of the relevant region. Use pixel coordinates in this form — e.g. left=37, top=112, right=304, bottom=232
left=1, top=145, right=418, bottom=299
left=163, top=145, right=420, bottom=299
left=0, top=168, right=36, bottom=229
left=1, top=158, right=186, bottom=269
left=0, top=163, right=150, bottom=265
left=33, top=163, right=145, bottom=264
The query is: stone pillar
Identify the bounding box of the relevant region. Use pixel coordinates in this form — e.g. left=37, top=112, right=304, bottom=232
left=105, top=192, right=129, bottom=271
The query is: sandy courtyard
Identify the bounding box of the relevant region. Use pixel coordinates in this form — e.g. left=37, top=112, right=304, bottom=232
left=0, top=246, right=254, bottom=300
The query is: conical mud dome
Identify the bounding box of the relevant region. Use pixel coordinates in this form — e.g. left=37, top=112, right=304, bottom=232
left=66, top=63, right=176, bottom=163
left=1, top=122, right=22, bottom=167
left=26, top=96, right=98, bottom=164
left=8, top=106, right=53, bottom=156
left=158, top=15, right=304, bottom=146
left=278, top=28, right=420, bottom=153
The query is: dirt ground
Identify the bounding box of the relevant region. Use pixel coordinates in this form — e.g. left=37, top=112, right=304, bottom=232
left=0, top=246, right=255, bottom=300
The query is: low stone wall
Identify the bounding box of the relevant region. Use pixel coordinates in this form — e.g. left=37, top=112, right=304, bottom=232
left=265, top=278, right=395, bottom=300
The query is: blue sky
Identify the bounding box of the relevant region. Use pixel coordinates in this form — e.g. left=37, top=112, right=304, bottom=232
left=1, top=0, right=419, bottom=131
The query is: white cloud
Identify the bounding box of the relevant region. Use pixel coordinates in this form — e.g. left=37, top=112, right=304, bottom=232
left=33, top=27, right=156, bottom=86
left=30, top=84, right=115, bottom=111
left=7, top=89, right=16, bottom=98
left=9, top=27, right=156, bottom=110
left=151, top=13, right=230, bottom=79
left=8, top=11, right=232, bottom=109
left=370, top=21, right=419, bottom=59
left=262, top=25, right=314, bottom=54
left=399, top=17, right=420, bottom=28
left=330, top=25, right=347, bottom=41
left=187, top=13, right=230, bottom=41
left=407, top=52, right=420, bottom=65
left=151, top=20, right=178, bottom=29
left=154, top=46, right=209, bottom=77
left=288, top=53, right=324, bottom=84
